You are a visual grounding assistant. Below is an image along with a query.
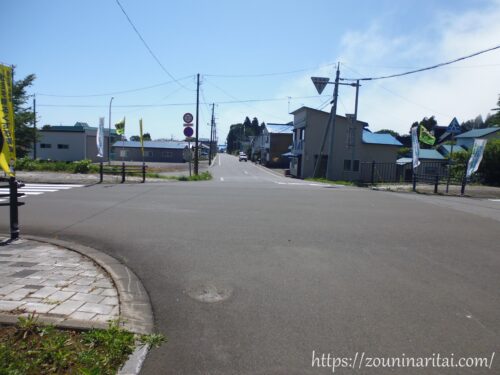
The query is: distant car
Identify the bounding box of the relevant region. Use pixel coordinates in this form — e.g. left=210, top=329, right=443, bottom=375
left=239, top=152, right=248, bottom=162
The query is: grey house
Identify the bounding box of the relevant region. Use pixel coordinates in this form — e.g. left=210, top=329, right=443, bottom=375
left=34, top=123, right=119, bottom=162
left=251, top=122, right=293, bottom=167
left=111, top=141, right=189, bottom=163
left=289, top=107, right=402, bottom=180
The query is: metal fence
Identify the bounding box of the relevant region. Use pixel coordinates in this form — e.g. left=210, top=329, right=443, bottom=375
left=359, top=161, right=469, bottom=193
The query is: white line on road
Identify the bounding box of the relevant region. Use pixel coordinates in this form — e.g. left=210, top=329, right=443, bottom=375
left=220, top=177, right=224, bottom=182
left=244, top=171, right=249, bottom=175
left=219, top=155, right=221, bottom=166
left=488, top=199, right=500, bottom=202
left=0, top=190, right=46, bottom=195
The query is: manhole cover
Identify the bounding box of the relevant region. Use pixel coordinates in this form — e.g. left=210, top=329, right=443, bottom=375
left=187, top=283, right=232, bottom=303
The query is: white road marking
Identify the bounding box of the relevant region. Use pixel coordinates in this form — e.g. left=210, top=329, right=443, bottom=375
left=0, top=184, right=82, bottom=201
left=244, top=171, right=249, bottom=175
left=220, top=177, right=224, bottom=182
left=219, top=155, right=221, bottom=166
left=489, top=199, right=500, bottom=202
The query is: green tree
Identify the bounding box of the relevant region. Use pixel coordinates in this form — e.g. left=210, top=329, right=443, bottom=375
left=226, top=123, right=243, bottom=153
left=485, top=94, right=500, bottom=126
left=12, top=71, right=37, bottom=157
left=479, top=139, right=500, bottom=185
left=129, top=133, right=151, bottom=142
left=375, top=129, right=399, bottom=138
left=250, top=117, right=260, bottom=136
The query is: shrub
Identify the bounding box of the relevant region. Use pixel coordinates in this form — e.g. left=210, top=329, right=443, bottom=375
left=73, top=159, right=92, bottom=174
left=479, top=139, right=500, bottom=186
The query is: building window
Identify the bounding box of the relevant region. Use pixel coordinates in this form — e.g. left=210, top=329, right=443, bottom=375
left=162, top=151, right=173, bottom=158
left=144, top=151, right=153, bottom=157
left=353, top=160, right=360, bottom=172
left=40, top=143, right=51, bottom=149
left=57, top=144, right=69, bottom=149
left=343, top=159, right=351, bottom=171
left=119, top=150, right=128, bottom=157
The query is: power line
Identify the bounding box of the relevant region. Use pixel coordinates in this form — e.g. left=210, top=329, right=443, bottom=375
left=341, top=63, right=452, bottom=117
left=36, top=75, right=195, bottom=98
left=115, top=0, right=191, bottom=91
left=37, top=94, right=324, bottom=108
left=204, top=63, right=337, bottom=78
left=341, top=44, right=500, bottom=81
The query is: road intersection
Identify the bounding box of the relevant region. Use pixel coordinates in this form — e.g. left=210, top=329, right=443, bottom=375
left=1, top=153, right=499, bottom=374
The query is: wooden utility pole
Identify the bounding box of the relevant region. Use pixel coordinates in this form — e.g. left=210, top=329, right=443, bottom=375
left=209, top=103, right=215, bottom=164
left=325, top=64, right=340, bottom=181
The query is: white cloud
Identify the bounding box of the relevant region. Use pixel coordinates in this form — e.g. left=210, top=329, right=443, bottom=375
left=276, top=1, right=500, bottom=136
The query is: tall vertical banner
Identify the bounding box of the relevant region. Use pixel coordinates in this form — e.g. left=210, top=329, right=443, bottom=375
left=96, top=117, right=104, bottom=158
left=0, top=64, right=16, bottom=177
left=466, top=139, right=487, bottom=178
left=139, top=118, right=144, bottom=158
left=411, top=126, right=420, bottom=170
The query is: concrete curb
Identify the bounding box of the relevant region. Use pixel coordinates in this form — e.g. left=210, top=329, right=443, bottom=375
left=18, top=235, right=155, bottom=374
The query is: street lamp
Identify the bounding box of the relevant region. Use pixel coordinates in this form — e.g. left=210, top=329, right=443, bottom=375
left=108, top=97, right=114, bottom=164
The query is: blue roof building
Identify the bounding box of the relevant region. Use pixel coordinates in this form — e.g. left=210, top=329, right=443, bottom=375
left=111, top=140, right=190, bottom=163
left=455, top=127, right=500, bottom=149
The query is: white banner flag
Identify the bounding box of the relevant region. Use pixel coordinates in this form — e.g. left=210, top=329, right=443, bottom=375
left=411, top=126, right=420, bottom=169
left=466, top=139, right=487, bottom=178
left=97, top=117, right=104, bottom=158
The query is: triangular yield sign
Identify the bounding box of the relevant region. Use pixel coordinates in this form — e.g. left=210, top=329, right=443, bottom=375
left=447, top=117, right=461, bottom=134
left=311, top=77, right=330, bottom=95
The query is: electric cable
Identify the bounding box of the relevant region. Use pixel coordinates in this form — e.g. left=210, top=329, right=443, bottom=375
left=340, top=44, right=500, bottom=81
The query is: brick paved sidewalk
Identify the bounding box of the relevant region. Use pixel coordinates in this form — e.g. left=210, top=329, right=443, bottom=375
left=0, top=238, right=119, bottom=325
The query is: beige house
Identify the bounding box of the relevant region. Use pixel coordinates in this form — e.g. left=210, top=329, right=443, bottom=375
left=289, top=107, right=402, bottom=181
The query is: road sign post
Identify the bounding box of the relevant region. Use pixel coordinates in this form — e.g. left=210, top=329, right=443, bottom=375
left=183, top=113, right=194, bottom=177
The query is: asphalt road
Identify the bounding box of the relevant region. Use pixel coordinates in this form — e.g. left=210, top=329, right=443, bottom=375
left=2, top=153, right=500, bottom=374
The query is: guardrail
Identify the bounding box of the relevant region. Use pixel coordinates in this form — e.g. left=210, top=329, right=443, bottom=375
left=100, top=163, right=147, bottom=183
left=0, top=177, right=25, bottom=240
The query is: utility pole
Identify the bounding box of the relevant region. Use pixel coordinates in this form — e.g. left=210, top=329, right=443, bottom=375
left=349, top=80, right=360, bottom=180
left=194, top=73, right=200, bottom=175
left=325, top=64, right=340, bottom=181
left=209, top=103, right=215, bottom=164
left=33, top=96, right=37, bottom=159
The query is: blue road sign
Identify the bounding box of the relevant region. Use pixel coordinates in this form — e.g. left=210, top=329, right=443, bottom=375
left=447, top=117, right=461, bottom=134
left=183, top=126, right=194, bottom=137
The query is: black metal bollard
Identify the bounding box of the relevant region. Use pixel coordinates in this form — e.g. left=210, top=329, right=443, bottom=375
left=121, top=162, right=125, bottom=183
left=434, top=175, right=439, bottom=194
left=99, top=161, right=103, bottom=183
left=8, top=178, right=25, bottom=240
left=142, top=163, right=146, bottom=183
left=461, top=176, right=467, bottom=195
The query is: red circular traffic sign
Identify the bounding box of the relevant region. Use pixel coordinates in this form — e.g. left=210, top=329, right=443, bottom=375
left=183, top=112, right=193, bottom=123
left=183, top=126, right=194, bottom=137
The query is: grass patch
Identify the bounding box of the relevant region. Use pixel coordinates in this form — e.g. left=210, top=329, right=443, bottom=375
left=305, top=178, right=356, bottom=186
left=16, top=157, right=99, bottom=174
left=0, top=314, right=165, bottom=375
left=177, top=171, right=212, bottom=181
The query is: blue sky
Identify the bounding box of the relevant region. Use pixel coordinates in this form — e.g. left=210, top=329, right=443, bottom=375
left=2, top=0, right=499, bottom=143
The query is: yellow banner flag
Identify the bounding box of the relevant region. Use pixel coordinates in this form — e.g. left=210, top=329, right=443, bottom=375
left=0, top=65, right=16, bottom=177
